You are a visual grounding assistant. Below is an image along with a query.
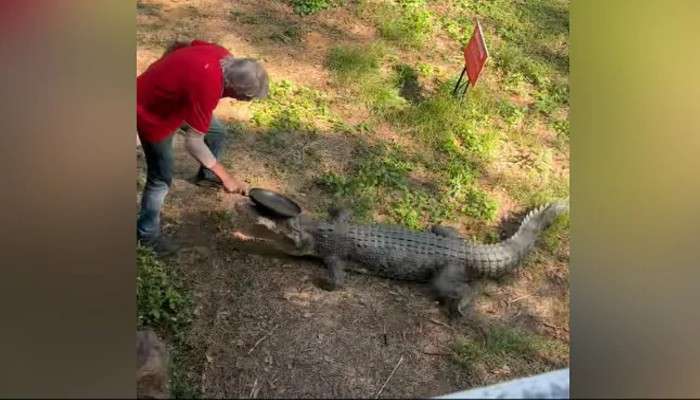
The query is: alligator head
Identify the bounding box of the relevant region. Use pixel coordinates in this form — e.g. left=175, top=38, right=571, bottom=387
left=228, top=197, right=317, bottom=257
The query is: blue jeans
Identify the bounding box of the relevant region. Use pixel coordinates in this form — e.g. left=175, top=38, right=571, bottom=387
left=137, top=118, right=227, bottom=241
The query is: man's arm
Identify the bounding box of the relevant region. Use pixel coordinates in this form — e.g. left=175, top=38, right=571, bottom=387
left=183, top=127, right=248, bottom=194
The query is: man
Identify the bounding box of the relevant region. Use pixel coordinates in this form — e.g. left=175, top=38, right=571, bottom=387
left=137, top=39, right=269, bottom=256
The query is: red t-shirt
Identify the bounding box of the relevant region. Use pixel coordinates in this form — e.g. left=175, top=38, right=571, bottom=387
left=137, top=40, right=231, bottom=143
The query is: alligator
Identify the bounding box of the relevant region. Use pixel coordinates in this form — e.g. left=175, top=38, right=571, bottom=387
left=229, top=198, right=569, bottom=318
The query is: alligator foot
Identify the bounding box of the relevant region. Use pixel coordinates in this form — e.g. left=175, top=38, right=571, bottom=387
left=320, top=255, right=345, bottom=291
left=430, top=225, right=463, bottom=239
left=329, top=207, right=353, bottom=224
left=447, top=298, right=465, bottom=319
left=447, top=292, right=475, bottom=320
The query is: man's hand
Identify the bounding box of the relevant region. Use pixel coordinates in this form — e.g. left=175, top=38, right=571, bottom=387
left=221, top=175, right=249, bottom=195
left=210, top=162, right=248, bottom=195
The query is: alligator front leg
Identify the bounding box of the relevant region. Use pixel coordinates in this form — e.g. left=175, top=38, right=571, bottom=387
left=321, top=255, right=346, bottom=291
left=329, top=207, right=352, bottom=224
left=431, top=263, right=472, bottom=319
left=430, top=225, right=462, bottom=239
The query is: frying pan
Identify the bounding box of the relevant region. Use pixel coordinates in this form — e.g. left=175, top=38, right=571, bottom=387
left=248, top=188, right=302, bottom=218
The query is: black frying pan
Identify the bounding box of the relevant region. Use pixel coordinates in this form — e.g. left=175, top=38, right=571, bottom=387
left=248, top=188, right=302, bottom=219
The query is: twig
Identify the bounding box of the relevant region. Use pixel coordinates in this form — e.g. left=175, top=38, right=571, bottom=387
left=249, top=378, right=259, bottom=399
left=375, top=355, right=404, bottom=399
left=508, top=295, right=531, bottom=305
left=383, top=322, right=388, bottom=346
left=543, top=322, right=560, bottom=331
left=420, top=350, right=451, bottom=357
left=425, top=317, right=455, bottom=331
left=248, top=325, right=279, bottom=355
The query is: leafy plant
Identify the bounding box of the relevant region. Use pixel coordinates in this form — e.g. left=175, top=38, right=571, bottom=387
left=137, top=246, right=193, bottom=339
left=376, top=0, right=435, bottom=48
left=251, top=80, right=338, bottom=134
left=453, top=325, right=567, bottom=380
left=553, top=118, right=569, bottom=137
left=392, top=81, right=499, bottom=164
left=326, top=44, right=382, bottom=82
left=290, top=0, right=334, bottom=15
left=497, top=99, right=525, bottom=128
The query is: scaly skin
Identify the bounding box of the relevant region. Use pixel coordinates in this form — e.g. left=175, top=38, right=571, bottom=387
left=232, top=199, right=569, bottom=318
left=294, top=200, right=568, bottom=278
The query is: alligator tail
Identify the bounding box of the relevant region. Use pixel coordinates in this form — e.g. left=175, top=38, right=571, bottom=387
left=470, top=199, right=569, bottom=277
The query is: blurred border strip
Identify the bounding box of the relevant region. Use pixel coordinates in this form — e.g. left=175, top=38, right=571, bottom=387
left=571, top=0, right=700, bottom=397
left=0, top=1, right=136, bottom=397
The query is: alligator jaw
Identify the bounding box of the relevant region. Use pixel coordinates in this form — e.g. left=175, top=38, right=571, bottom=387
left=228, top=198, right=308, bottom=256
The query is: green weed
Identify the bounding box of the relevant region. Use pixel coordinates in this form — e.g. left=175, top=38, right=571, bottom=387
left=318, top=139, right=497, bottom=226
left=290, top=0, right=337, bottom=15
left=137, top=246, right=193, bottom=338
left=137, top=1, right=161, bottom=17
left=501, top=170, right=569, bottom=210
left=364, top=78, right=409, bottom=116
left=438, top=13, right=473, bottom=44
left=326, top=44, right=409, bottom=117
left=170, top=355, right=201, bottom=399
left=317, top=142, right=415, bottom=221
left=417, top=62, right=435, bottom=79
left=497, top=99, right=525, bottom=128
left=251, top=80, right=338, bottom=134
left=391, top=81, right=499, bottom=164
left=270, top=25, right=305, bottom=43
left=503, top=72, right=527, bottom=96
left=288, top=0, right=354, bottom=15
left=540, top=212, right=570, bottom=254
left=375, top=0, right=435, bottom=49
left=453, top=325, right=567, bottom=380
left=534, top=81, right=568, bottom=115
left=553, top=118, right=569, bottom=137
left=326, top=44, right=383, bottom=82
left=137, top=246, right=199, bottom=398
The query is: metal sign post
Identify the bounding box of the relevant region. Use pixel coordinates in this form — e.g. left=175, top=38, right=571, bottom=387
left=452, top=17, right=489, bottom=101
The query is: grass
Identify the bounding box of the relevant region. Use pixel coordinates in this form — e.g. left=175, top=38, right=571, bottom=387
left=137, top=246, right=198, bottom=398
left=137, top=246, right=193, bottom=337
left=317, top=139, right=498, bottom=227
left=137, top=1, right=162, bottom=17
left=326, top=44, right=383, bottom=83
left=289, top=0, right=339, bottom=15
left=249, top=79, right=348, bottom=171
left=453, top=325, right=568, bottom=383
left=251, top=79, right=338, bottom=134
left=539, top=212, right=570, bottom=255
left=324, top=43, right=504, bottom=226
left=317, top=142, right=415, bottom=221
left=326, top=43, right=409, bottom=117
left=270, top=24, right=305, bottom=43
left=371, top=0, right=436, bottom=49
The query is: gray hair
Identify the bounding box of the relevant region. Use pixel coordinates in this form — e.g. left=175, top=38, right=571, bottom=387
left=220, top=56, right=269, bottom=99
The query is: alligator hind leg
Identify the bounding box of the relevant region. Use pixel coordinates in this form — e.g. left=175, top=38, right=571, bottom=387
left=321, top=255, right=346, bottom=291
left=430, top=225, right=463, bottom=239
left=431, top=263, right=472, bottom=319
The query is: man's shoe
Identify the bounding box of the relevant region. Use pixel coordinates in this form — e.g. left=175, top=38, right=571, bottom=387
left=195, top=169, right=223, bottom=189
left=139, top=236, right=180, bottom=257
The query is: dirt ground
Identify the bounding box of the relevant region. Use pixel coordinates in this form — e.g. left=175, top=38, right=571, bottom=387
left=137, top=0, right=569, bottom=397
